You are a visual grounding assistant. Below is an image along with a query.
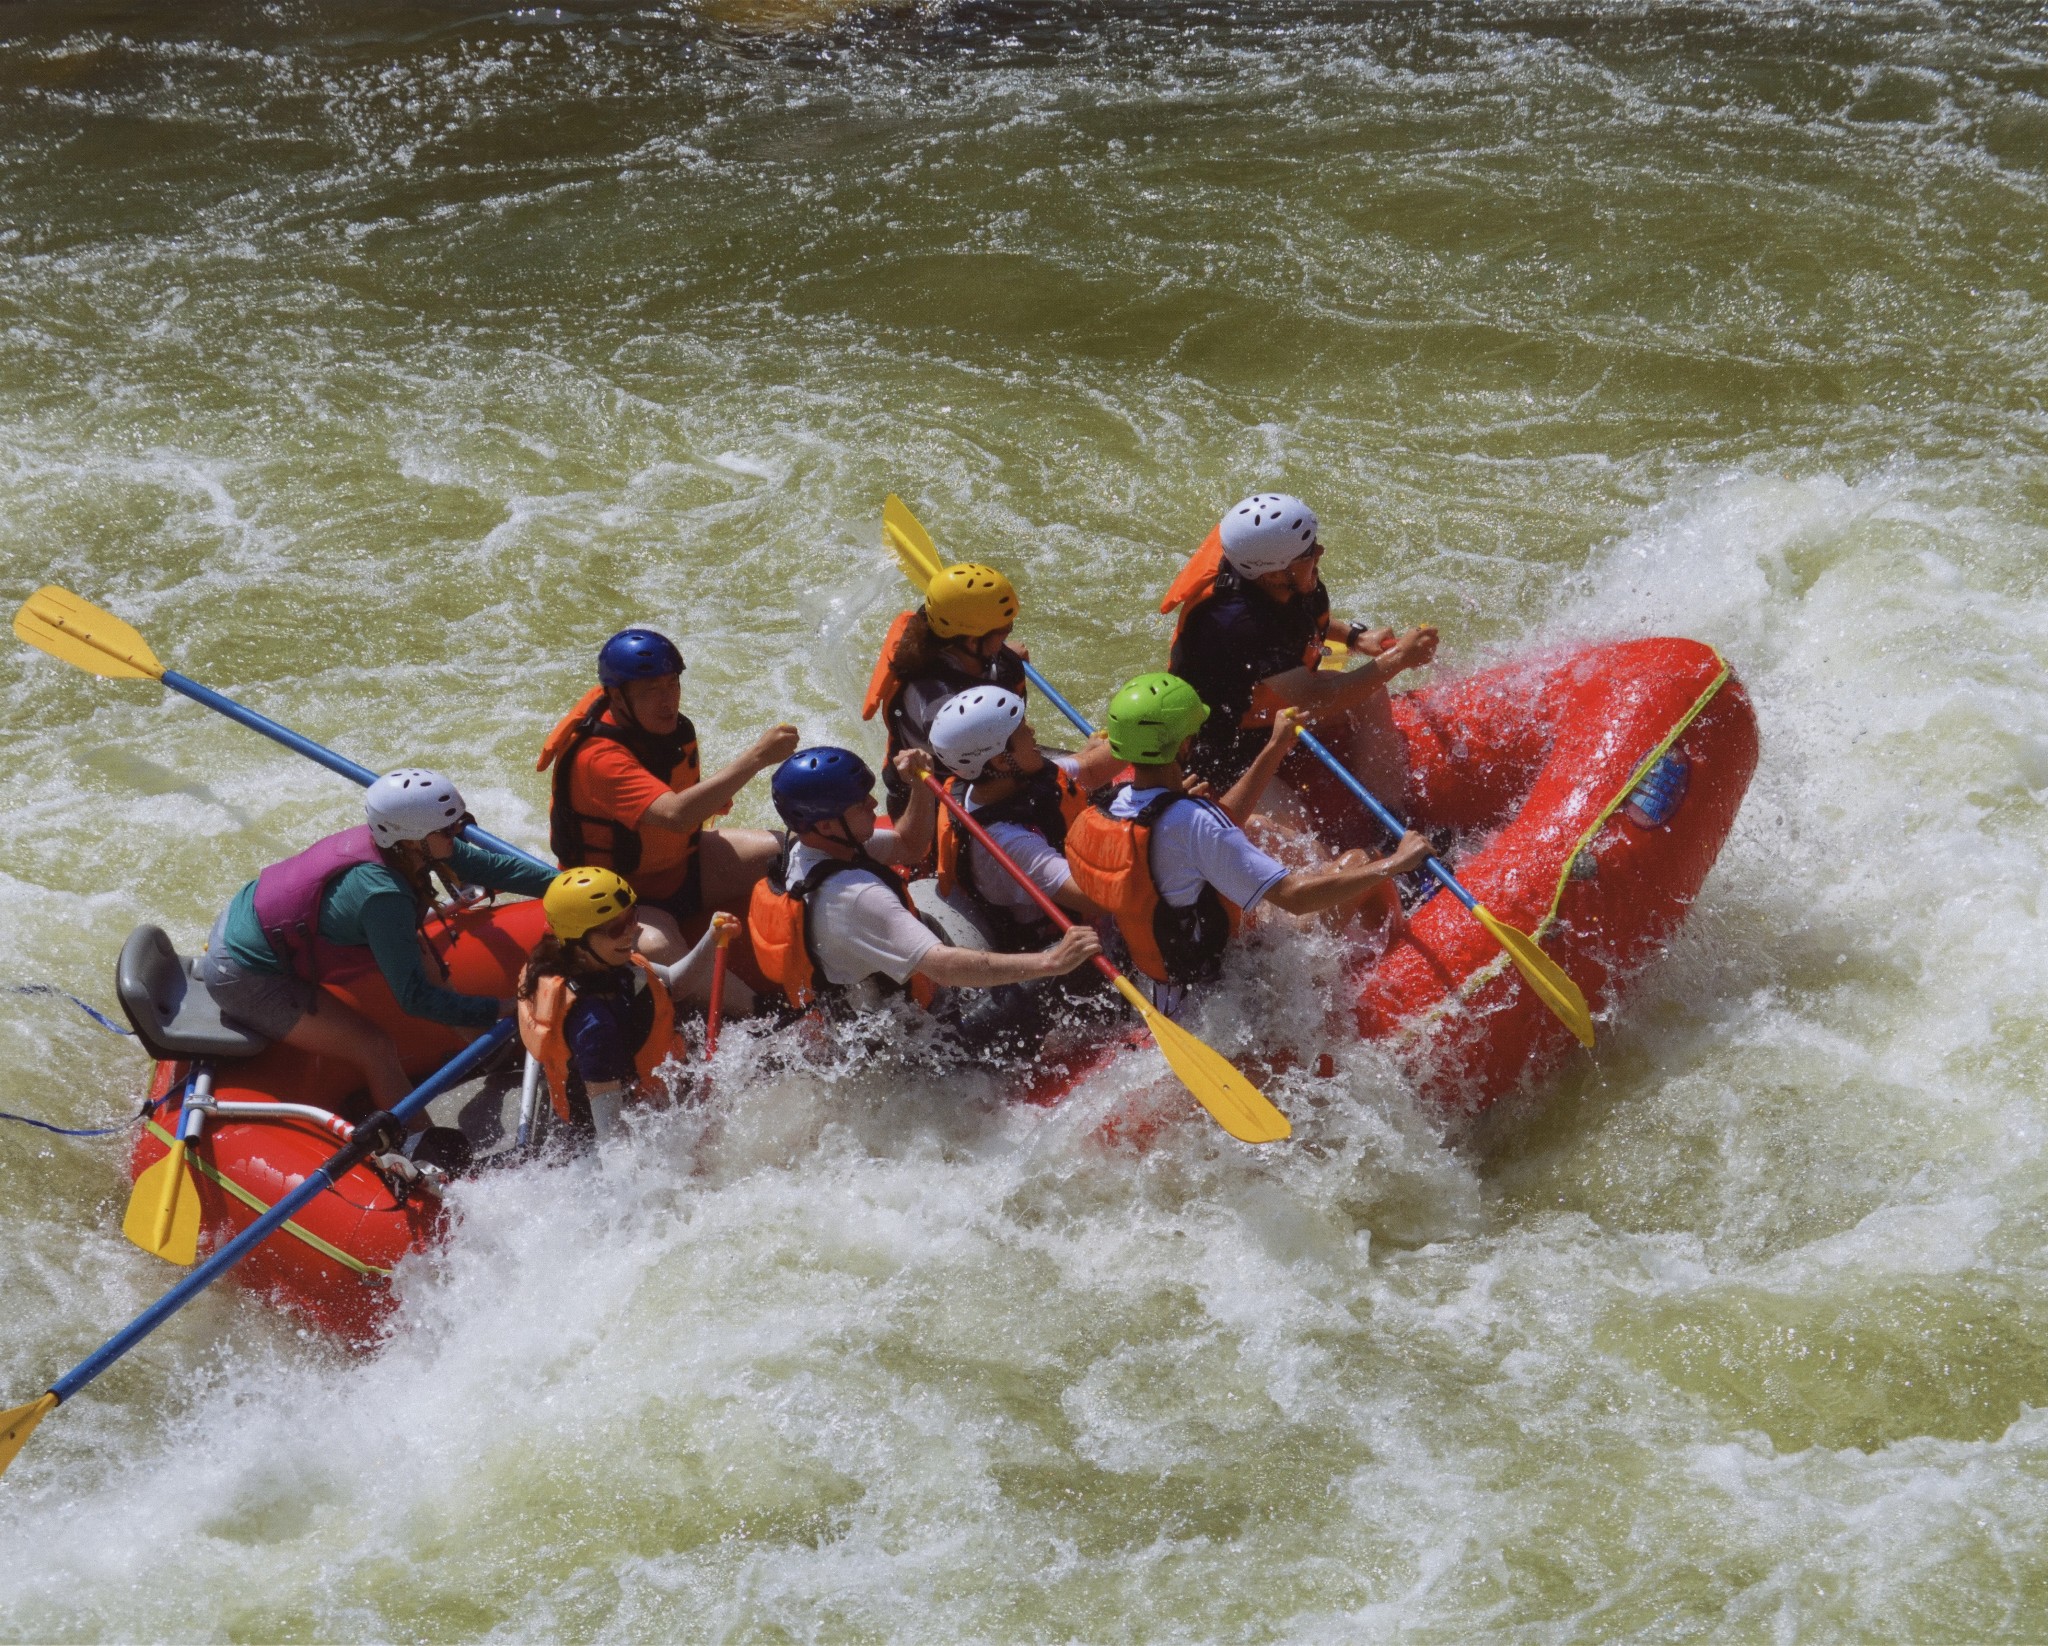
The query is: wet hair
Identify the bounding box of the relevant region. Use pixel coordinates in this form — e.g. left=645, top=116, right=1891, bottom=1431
left=893, top=607, right=944, bottom=678
left=517, top=933, right=612, bottom=1000
left=381, top=838, right=465, bottom=909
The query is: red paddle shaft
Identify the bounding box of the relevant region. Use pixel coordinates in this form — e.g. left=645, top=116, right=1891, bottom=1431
left=922, top=774, right=1118, bottom=985
left=704, top=918, right=736, bottom=1060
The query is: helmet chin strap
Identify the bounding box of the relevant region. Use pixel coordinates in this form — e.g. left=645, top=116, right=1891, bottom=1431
left=608, top=684, right=647, bottom=736
left=806, top=815, right=862, bottom=859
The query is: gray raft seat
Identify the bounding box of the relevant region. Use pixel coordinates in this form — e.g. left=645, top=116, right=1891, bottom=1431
left=116, top=925, right=270, bottom=1065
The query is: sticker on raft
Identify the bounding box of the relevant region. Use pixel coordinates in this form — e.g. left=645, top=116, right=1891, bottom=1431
left=1624, top=751, right=1691, bottom=829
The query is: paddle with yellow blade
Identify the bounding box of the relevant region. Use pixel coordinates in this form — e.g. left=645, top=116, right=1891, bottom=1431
left=921, top=774, right=1288, bottom=1144
left=0, top=1025, right=513, bottom=1481
left=12, top=586, right=542, bottom=865
left=13, top=585, right=559, bottom=1263
left=121, top=1103, right=203, bottom=1266
left=879, top=497, right=1594, bottom=1049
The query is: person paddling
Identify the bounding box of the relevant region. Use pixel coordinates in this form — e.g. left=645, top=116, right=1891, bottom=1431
left=927, top=686, right=1120, bottom=950
left=1065, top=674, right=1433, bottom=1016
left=537, top=627, right=797, bottom=969
left=861, top=563, right=1028, bottom=818
left=197, top=768, right=555, bottom=1115
left=748, top=747, right=1100, bottom=1042
left=1161, top=494, right=1437, bottom=847
left=516, top=867, right=731, bottom=1149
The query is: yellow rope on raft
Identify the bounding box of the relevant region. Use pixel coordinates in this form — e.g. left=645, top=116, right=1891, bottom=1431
left=1398, top=650, right=1734, bottom=1038
left=143, top=1118, right=394, bottom=1283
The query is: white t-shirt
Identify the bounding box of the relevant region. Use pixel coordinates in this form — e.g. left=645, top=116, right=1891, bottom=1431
left=964, top=755, right=1077, bottom=914
left=787, top=838, right=941, bottom=988
left=1106, top=787, right=1288, bottom=912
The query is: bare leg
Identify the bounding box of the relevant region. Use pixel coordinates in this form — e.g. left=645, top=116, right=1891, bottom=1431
left=697, top=828, right=782, bottom=915
left=282, top=993, right=411, bottom=1111
left=1335, top=689, right=1409, bottom=809
left=633, top=906, right=688, bottom=967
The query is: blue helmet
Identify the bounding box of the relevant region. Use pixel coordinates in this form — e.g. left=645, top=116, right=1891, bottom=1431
left=598, top=628, right=684, bottom=688
left=772, top=747, right=876, bottom=830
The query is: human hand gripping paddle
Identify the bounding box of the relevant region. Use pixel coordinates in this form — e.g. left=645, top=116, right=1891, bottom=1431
left=881, top=497, right=1594, bottom=1050
left=921, top=774, right=1289, bottom=1145
left=0, top=1021, right=515, bottom=1480
left=12, top=586, right=557, bottom=1262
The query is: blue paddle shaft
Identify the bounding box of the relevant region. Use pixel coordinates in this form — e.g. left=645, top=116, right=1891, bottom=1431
left=1023, top=658, right=1475, bottom=912
left=1293, top=728, right=1476, bottom=912
left=1019, top=660, right=1093, bottom=740
left=49, top=1022, right=514, bottom=1404
left=160, top=670, right=549, bottom=873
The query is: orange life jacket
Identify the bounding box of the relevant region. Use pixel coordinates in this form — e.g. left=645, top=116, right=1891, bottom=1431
left=516, top=953, right=683, bottom=1126
left=861, top=610, right=921, bottom=722
left=1064, top=789, right=1241, bottom=986
left=747, top=844, right=937, bottom=1011
left=1158, top=524, right=1228, bottom=645
left=536, top=686, right=702, bottom=878
left=935, top=763, right=1090, bottom=947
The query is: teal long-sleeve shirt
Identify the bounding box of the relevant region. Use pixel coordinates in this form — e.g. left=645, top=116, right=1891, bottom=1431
left=217, top=838, right=554, bottom=1028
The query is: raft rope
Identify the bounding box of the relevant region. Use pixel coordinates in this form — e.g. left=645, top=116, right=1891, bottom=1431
left=1399, top=650, right=1734, bottom=1040
left=0, top=1103, right=145, bottom=1139
left=12, top=985, right=133, bottom=1036
left=143, top=1116, right=394, bottom=1283
left=0, top=990, right=143, bottom=1133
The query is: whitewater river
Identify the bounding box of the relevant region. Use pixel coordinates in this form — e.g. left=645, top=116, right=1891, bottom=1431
left=3, top=1, right=2046, bottom=1638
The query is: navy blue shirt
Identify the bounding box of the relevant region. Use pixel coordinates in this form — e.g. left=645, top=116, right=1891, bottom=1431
left=563, top=969, right=656, bottom=1085
left=1169, top=567, right=1330, bottom=787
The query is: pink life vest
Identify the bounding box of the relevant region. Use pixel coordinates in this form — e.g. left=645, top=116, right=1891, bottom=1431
left=249, top=825, right=388, bottom=984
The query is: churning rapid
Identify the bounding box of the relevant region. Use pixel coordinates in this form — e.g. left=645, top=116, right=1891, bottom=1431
left=3, top=0, right=2046, bottom=1637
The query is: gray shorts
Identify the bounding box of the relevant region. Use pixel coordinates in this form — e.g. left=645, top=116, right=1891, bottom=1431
left=198, top=913, right=317, bottom=1041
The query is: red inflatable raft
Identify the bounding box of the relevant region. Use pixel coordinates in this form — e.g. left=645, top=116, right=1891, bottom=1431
left=1364, top=635, right=1755, bottom=1108
left=128, top=899, right=546, bottom=1342
left=124, top=635, right=1752, bottom=1335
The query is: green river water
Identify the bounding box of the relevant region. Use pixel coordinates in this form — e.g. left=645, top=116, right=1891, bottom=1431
left=3, top=1, right=2048, bottom=1639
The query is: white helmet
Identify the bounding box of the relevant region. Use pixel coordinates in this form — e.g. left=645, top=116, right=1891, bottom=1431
left=931, top=687, right=1026, bottom=781
left=365, top=768, right=467, bottom=848
left=1218, top=493, right=1319, bottom=577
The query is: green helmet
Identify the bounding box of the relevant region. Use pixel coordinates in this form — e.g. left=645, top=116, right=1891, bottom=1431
left=1105, top=672, right=1210, bottom=765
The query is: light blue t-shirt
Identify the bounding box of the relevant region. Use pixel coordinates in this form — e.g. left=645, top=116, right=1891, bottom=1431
left=1107, top=787, right=1288, bottom=911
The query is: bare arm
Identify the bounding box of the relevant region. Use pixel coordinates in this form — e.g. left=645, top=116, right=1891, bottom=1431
left=914, top=926, right=1101, bottom=989
left=1070, top=732, right=1126, bottom=789
left=1264, top=831, right=1432, bottom=917
left=1255, top=626, right=1440, bottom=716
left=639, top=724, right=801, bottom=836
left=1054, top=880, right=1107, bottom=919
left=1216, top=710, right=1304, bottom=827
left=868, top=749, right=938, bottom=864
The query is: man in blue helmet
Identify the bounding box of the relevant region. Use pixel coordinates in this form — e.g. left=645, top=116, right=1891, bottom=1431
left=748, top=745, right=1099, bottom=1025
left=537, top=627, right=798, bottom=965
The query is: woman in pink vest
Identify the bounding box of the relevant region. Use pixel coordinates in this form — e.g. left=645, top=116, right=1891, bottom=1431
left=196, top=769, right=554, bottom=1112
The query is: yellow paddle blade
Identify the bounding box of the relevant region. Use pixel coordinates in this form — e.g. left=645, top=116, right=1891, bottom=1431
left=1112, top=975, right=1291, bottom=1143
left=15, top=586, right=166, bottom=681
left=0, top=1393, right=58, bottom=1479
left=122, top=1142, right=201, bottom=1266
left=1473, top=903, right=1596, bottom=1049
left=882, top=494, right=945, bottom=590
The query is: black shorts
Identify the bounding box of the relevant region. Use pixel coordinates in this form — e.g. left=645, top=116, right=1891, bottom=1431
left=637, top=846, right=705, bottom=926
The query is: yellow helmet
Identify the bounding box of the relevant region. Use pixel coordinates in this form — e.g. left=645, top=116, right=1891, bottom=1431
left=543, top=867, right=637, bottom=940
left=924, top=563, right=1019, bottom=640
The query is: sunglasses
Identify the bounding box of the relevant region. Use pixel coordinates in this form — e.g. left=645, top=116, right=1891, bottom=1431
left=589, top=907, right=640, bottom=942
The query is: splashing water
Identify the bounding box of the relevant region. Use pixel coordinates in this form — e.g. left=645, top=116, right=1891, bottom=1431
left=3, top=1, right=2047, bottom=1637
